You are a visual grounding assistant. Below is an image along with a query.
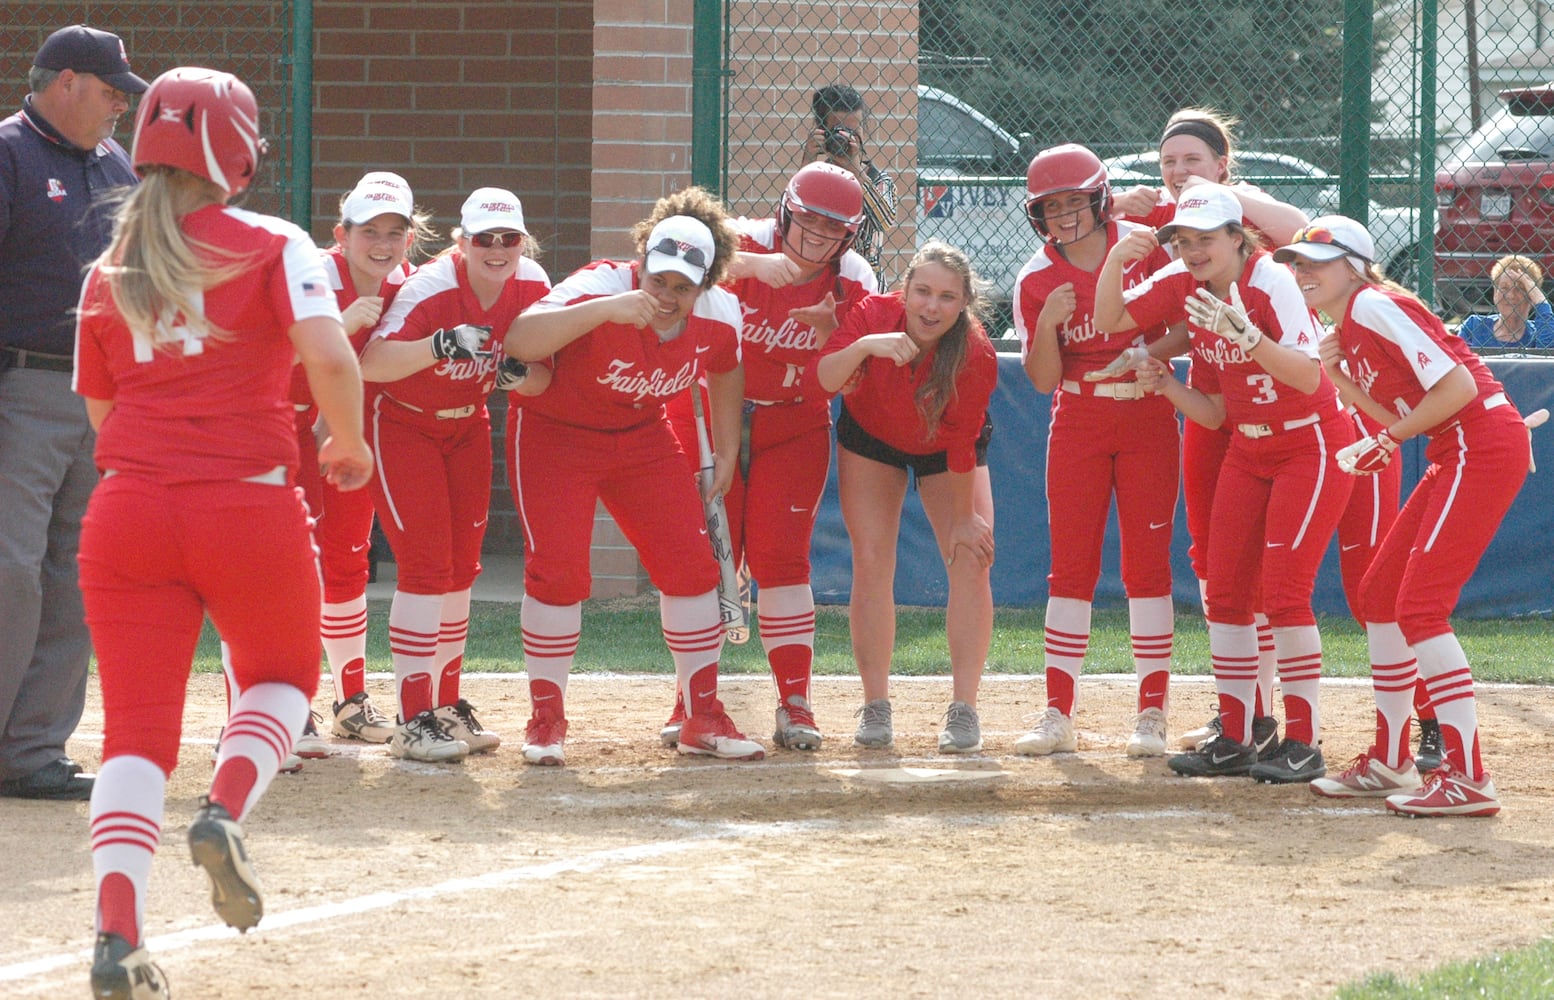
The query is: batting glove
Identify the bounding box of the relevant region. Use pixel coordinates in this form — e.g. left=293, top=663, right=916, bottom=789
left=431, top=324, right=492, bottom=361
left=493, top=356, right=529, bottom=391
left=1185, top=284, right=1262, bottom=353
left=1083, top=346, right=1151, bottom=381
left=1336, top=429, right=1398, bottom=475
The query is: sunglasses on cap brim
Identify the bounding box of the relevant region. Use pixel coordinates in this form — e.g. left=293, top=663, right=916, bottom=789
left=469, top=231, right=523, bottom=248
left=1288, top=225, right=1371, bottom=263
left=650, top=237, right=707, bottom=270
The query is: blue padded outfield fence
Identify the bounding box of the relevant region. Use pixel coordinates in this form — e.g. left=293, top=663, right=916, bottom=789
left=809, top=355, right=1554, bottom=619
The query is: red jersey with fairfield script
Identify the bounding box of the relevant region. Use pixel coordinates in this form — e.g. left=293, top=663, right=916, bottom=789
left=730, top=218, right=876, bottom=404
left=288, top=246, right=413, bottom=406
left=73, top=204, right=342, bottom=483
left=811, top=292, right=999, bottom=473
left=1337, top=285, right=1508, bottom=433
left=370, top=252, right=550, bottom=412
left=521, top=259, right=742, bottom=431
left=1123, top=250, right=1336, bottom=424
left=1012, top=218, right=1172, bottom=379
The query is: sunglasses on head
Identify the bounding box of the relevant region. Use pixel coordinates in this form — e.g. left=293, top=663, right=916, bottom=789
left=651, top=236, right=707, bottom=270
left=1291, top=225, right=1370, bottom=262
left=469, top=230, right=523, bottom=248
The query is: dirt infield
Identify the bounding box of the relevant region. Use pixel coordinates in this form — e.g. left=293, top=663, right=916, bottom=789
left=6, top=670, right=1554, bottom=999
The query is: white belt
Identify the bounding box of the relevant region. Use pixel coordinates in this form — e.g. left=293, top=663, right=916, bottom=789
left=241, top=465, right=289, bottom=486
left=101, top=466, right=288, bottom=485
left=293, top=402, right=312, bottom=412
left=1236, top=413, right=1321, bottom=439
left=1060, top=378, right=1147, bottom=400
left=1483, top=391, right=1508, bottom=411
left=385, top=393, right=477, bottom=420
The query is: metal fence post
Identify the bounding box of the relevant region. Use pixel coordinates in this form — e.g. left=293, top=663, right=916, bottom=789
left=1418, top=0, right=1439, bottom=308
left=289, top=0, right=314, bottom=230
left=691, top=0, right=723, bottom=196
left=1339, top=0, right=1374, bottom=223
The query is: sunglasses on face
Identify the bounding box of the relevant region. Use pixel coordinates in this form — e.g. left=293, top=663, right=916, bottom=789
left=651, top=236, right=707, bottom=270
left=469, top=231, right=523, bottom=248
left=1291, top=225, right=1371, bottom=262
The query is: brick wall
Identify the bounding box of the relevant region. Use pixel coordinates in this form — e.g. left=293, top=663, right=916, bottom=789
left=0, top=2, right=910, bottom=599
left=723, top=2, right=919, bottom=287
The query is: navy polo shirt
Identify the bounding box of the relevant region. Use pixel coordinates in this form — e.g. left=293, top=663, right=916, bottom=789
left=0, top=96, right=137, bottom=355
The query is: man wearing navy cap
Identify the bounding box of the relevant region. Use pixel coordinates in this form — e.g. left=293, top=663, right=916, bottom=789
left=0, top=26, right=147, bottom=800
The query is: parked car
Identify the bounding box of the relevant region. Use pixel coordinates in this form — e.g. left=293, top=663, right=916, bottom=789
left=1435, top=83, right=1554, bottom=316
left=1101, top=149, right=1425, bottom=289
left=915, top=85, right=1035, bottom=335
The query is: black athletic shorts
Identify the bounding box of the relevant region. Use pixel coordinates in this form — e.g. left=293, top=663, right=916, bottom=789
left=836, top=402, right=991, bottom=478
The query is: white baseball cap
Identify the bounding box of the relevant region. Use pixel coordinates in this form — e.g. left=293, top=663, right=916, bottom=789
left=1156, top=183, right=1244, bottom=242
left=460, top=187, right=528, bottom=235
left=342, top=172, right=415, bottom=225
left=645, top=215, right=715, bottom=285
left=1273, top=215, right=1375, bottom=275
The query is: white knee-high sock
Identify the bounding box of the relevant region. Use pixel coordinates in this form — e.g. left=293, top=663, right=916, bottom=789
left=1128, top=595, right=1173, bottom=713
left=758, top=584, right=816, bottom=703
left=661, top=590, right=723, bottom=715
left=1208, top=620, right=1258, bottom=745
left=215, top=681, right=309, bottom=820
left=321, top=594, right=369, bottom=703
left=1254, top=613, right=1277, bottom=717
left=90, top=755, right=166, bottom=945
left=521, top=595, right=581, bottom=708
left=1043, top=596, right=1091, bottom=716
left=435, top=588, right=472, bottom=706
left=1413, top=632, right=1483, bottom=779
left=388, top=590, right=442, bottom=720
left=1366, top=622, right=1419, bottom=768
left=1271, top=624, right=1323, bottom=746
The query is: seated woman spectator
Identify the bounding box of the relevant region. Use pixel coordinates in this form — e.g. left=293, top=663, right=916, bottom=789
left=1456, top=254, right=1554, bottom=350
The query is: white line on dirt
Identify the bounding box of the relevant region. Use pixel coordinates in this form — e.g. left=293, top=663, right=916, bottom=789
left=0, top=819, right=834, bottom=984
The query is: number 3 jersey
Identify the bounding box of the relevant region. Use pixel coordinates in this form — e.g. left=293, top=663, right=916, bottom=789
left=1124, top=249, right=1339, bottom=424
left=74, top=203, right=343, bottom=483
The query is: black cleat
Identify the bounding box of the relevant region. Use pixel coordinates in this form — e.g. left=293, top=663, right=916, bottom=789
left=90, top=932, right=169, bottom=999
left=1249, top=738, right=1327, bottom=783
left=187, top=798, right=264, bottom=932
left=1415, top=718, right=1444, bottom=773
left=1168, top=735, right=1257, bottom=777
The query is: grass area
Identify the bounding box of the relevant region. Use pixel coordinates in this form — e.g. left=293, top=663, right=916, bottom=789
left=1334, top=938, right=1554, bottom=999
left=186, top=600, right=1554, bottom=684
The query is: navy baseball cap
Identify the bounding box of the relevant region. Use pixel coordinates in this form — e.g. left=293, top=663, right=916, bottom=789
left=34, top=25, right=149, bottom=94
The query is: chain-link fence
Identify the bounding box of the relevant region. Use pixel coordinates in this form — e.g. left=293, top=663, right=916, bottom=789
left=723, top=0, right=1554, bottom=331
left=0, top=3, right=297, bottom=220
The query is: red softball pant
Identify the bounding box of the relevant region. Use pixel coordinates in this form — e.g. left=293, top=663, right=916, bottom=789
left=1182, top=418, right=1231, bottom=582
left=665, top=391, right=832, bottom=588
left=368, top=397, right=490, bottom=596
left=1360, top=403, right=1529, bottom=644
left=79, top=476, right=322, bottom=774
left=1336, top=408, right=1401, bottom=623
left=513, top=408, right=720, bottom=606
left=1045, top=390, right=1180, bottom=600
left=1203, top=413, right=1355, bottom=627
left=295, top=406, right=377, bottom=603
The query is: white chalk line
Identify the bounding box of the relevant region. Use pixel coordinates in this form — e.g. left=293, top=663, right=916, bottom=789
left=0, top=786, right=1393, bottom=989
left=0, top=818, right=833, bottom=984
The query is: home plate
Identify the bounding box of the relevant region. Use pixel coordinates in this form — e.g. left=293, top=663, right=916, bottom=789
left=829, top=767, right=1007, bottom=785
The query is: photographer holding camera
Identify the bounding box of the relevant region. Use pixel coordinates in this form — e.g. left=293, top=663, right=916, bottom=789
left=804, top=84, right=897, bottom=281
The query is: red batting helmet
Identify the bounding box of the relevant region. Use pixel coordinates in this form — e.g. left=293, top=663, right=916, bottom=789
left=1024, top=144, right=1111, bottom=244
left=131, top=67, right=267, bottom=197
left=780, top=162, right=865, bottom=262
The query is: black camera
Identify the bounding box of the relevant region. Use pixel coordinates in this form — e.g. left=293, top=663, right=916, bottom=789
left=824, top=127, right=857, bottom=158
